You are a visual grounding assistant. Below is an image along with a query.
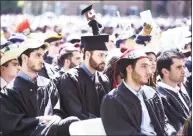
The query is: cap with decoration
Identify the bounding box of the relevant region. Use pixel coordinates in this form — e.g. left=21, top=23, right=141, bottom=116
left=1, top=44, right=20, bottom=65
left=113, top=48, right=148, bottom=88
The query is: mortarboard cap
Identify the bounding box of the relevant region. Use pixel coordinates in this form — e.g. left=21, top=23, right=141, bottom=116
left=81, top=5, right=92, bottom=15
left=81, top=35, right=109, bottom=51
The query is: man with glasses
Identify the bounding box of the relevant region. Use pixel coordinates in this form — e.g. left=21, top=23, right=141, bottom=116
left=0, top=44, right=20, bottom=90
left=58, top=35, right=110, bottom=120
left=44, top=32, right=64, bottom=65
left=37, top=32, right=63, bottom=79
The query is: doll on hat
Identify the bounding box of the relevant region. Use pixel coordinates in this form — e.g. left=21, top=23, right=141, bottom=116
left=135, top=10, right=153, bottom=46
left=81, top=5, right=102, bottom=35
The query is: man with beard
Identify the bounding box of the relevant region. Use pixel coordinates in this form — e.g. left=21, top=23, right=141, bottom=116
left=100, top=48, right=176, bottom=136
left=56, top=45, right=82, bottom=76
left=0, top=38, right=79, bottom=136
left=156, top=49, right=191, bottom=132
left=58, top=35, right=110, bottom=120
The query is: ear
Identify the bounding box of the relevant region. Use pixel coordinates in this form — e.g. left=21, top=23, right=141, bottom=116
left=64, top=59, right=70, bottom=66
left=21, top=54, right=28, bottom=63
left=125, top=65, right=132, bottom=74
left=0, top=66, right=6, bottom=72
left=161, top=68, right=169, bottom=77
left=85, top=51, right=90, bottom=59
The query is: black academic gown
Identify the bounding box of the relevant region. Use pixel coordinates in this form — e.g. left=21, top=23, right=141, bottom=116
left=38, top=62, right=56, bottom=80
left=0, top=75, right=79, bottom=136
left=156, top=86, right=191, bottom=131
left=100, top=82, right=176, bottom=136
left=58, top=66, right=110, bottom=120
left=88, top=20, right=102, bottom=35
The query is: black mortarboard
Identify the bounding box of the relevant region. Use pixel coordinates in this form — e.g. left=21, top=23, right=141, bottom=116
left=81, top=5, right=92, bottom=15
left=81, top=35, right=109, bottom=51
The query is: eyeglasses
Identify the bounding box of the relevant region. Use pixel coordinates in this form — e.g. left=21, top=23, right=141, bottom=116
left=51, top=41, right=64, bottom=47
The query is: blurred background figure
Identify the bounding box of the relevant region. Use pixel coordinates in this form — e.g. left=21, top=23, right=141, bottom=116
left=44, top=32, right=63, bottom=64
left=56, top=45, right=83, bottom=75
left=0, top=44, right=20, bottom=89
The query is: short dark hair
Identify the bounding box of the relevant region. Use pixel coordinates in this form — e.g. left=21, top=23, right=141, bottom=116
left=58, top=51, right=73, bottom=67
left=121, top=58, right=138, bottom=79
left=18, top=45, right=47, bottom=66
left=157, top=49, right=185, bottom=78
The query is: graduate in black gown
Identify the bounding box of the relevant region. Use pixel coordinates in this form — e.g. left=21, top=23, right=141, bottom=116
left=100, top=48, right=176, bottom=136
left=0, top=38, right=79, bottom=136
left=156, top=49, right=191, bottom=132
left=58, top=35, right=110, bottom=120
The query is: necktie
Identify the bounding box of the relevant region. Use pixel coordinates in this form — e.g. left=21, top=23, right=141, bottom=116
left=179, top=90, right=191, bottom=110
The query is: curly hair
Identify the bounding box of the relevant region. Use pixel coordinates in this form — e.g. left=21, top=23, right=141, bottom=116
left=103, top=56, right=121, bottom=90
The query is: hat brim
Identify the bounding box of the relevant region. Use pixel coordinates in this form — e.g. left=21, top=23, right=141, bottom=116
left=18, top=42, right=50, bottom=57
left=1, top=49, right=20, bottom=65
left=44, top=36, right=62, bottom=43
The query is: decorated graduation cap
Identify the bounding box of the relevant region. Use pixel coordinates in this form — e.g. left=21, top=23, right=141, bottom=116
left=81, top=4, right=102, bottom=35
left=81, top=35, right=109, bottom=51
left=81, top=5, right=93, bottom=15
left=113, top=48, right=148, bottom=88
left=135, top=10, right=154, bottom=46
left=140, top=10, right=153, bottom=26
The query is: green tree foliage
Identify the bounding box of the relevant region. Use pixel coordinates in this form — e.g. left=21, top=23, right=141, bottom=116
left=1, top=1, right=22, bottom=14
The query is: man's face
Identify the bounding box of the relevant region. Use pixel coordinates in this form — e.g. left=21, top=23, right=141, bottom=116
left=69, top=51, right=83, bottom=69
left=129, top=58, right=151, bottom=85
left=1, top=59, right=20, bottom=79
left=26, top=48, right=45, bottom=72
left=168, top=58, right=185, bottom=83
left=49, top=40, right=63, bottom=55
left=147, top=53, right=157, bottom=73
left=89, top=50, right=108, bottom=72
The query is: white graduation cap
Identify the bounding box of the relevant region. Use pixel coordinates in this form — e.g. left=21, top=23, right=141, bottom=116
left=140, top=10, right=153, bottom=26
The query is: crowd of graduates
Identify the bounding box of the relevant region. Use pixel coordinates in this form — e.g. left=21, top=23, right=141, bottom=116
left=0, top=5, right=192, bottom=136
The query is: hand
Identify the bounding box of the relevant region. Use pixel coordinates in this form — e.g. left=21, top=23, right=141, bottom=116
left=37, top=115, right=61, bottom=124
left=142, top=23, right=153, bottom=36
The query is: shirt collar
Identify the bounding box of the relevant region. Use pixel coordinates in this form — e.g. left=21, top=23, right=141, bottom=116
left=157, top=81, right=180, bottom=93
left=18, top=71, right=37, bottom=84
left=80, top=63, right=95, bottom=77
left=0, top=77, right=8, bottom=89
left=123, top=80, right=143, bottom=96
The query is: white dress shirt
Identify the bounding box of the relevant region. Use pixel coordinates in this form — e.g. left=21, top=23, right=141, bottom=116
left=157, top=82, right=189, bottom=112
left=0, top=77, right=8, bottom=89
left=123, top=80, right=156, bottom=135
